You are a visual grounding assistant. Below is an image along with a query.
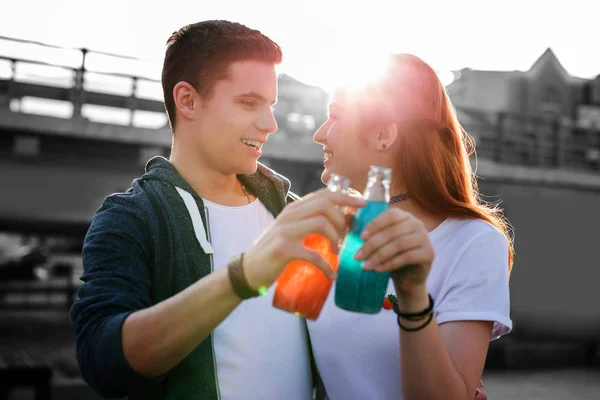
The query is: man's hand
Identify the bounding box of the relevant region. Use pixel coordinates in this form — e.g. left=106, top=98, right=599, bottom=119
left=243, top=188, right=366, bottom=290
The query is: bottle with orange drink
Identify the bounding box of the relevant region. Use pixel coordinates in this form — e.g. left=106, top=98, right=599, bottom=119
left=272, top=174, right=350, bottom=320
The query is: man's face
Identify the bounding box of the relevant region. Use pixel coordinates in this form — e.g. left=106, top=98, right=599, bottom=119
left=191, top=60, right=278, bottom=175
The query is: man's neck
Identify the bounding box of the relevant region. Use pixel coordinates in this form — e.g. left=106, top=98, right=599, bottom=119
left=169, top=148, right=253, bottom=207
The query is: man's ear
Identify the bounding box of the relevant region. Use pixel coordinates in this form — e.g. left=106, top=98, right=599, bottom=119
left=173, top=81, right=199, bottom=122
left=375, top=122, right=398, bottom=150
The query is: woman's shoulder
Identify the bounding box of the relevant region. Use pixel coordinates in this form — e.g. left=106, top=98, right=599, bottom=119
left=429, top=218, right=509, bottom=282
left=446, top=217, right=504, bottom=240
left=433, top=218, right=507, bottom=255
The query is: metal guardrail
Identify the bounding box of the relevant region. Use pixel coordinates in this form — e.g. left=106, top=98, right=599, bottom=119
left=0, top=35, right=163, bottom=127
left=457, top=106, right=600, bottom=172
left=0, top=35, right=321, bottom=134
left=1, top=35, right=599, bottom=173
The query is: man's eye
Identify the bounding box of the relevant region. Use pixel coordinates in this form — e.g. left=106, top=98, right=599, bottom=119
left=241, top=100, right=256, bottom=107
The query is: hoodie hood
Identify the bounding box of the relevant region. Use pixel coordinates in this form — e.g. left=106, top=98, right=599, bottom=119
left=141, top=156, right=293, bottom=215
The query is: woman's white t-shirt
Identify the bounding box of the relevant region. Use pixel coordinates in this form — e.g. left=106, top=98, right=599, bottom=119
left=307, top=218, right=512, bottom=400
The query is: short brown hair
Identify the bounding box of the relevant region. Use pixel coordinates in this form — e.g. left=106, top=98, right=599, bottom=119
left=161, top=20, right=283, bottom=129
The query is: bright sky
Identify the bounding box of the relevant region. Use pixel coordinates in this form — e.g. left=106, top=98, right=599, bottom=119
left=1, top=0, right=599, bottom=93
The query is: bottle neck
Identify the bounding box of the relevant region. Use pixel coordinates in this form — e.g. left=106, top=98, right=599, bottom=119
left=363, top=178, right=390, bottom=202
left=326, top=174, right=350, bottom=194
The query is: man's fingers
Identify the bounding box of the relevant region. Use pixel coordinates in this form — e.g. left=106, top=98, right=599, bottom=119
left=287, top=243, right=337, bottom=280
left=282, top=191, right=364, bottom=236
left=281, top=216, right=340, bottom=252
left=299, top=189, right=366, bottom=210
left=299, top=248, right=337, bottom=280
left=342, top=207, right=356, bottom=233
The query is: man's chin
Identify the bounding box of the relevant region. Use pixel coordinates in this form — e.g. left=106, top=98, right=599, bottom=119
left=239, top=160, right=259, bottom=175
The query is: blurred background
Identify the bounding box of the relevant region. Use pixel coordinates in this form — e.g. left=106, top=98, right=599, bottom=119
left=1, top=1, right=599, bottom=399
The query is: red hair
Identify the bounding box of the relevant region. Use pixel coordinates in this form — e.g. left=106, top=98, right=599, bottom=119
left=378, top=54, right=514, bottom=271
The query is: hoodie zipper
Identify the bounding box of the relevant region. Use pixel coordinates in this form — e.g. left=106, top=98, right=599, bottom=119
left=203, top=205, right=222, bottom=400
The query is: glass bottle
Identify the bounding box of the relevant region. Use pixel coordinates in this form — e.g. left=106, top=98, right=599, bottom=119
left=273, top=174, right=351, bottom=320
left=335, top=165, right=391, bottom=313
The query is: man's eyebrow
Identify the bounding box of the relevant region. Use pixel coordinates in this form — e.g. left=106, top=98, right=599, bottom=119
left=235, top=92, right=277, bottom=106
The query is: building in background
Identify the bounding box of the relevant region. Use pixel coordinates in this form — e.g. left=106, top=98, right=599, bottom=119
left=447, top=48, right=600, bottom=123
left=446, top=49, right=600, bottom=169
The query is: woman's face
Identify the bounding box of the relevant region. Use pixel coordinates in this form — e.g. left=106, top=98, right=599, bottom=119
left=313, top=90, right=385, bottom=192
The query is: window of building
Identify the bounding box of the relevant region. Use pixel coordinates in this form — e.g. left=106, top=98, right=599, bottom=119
left=539, top=85, right=562, bottom=114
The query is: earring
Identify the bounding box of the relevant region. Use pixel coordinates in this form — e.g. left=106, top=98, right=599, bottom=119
left=381, top=143, right=387, bottom=149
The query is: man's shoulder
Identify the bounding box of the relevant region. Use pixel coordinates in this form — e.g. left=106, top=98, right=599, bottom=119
left=101, top=178, right=151, bottom=210
left=92, top=178, right=163, bottom=229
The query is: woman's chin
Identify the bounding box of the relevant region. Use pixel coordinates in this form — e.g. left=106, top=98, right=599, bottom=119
left=321, top=168, right=332, bottom=185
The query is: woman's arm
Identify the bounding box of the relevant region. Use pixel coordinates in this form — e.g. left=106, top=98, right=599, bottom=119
left=393, top=286, right=492, bottom=400
left=358, top=209, right=510, bottom=400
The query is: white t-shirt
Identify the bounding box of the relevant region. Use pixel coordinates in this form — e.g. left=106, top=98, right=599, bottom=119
left=203, top=198, right=313, bottom=400
left=307, top=218, right=512, bottom=400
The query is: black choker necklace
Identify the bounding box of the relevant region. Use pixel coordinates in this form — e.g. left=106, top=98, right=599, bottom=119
left=390, top=193, right=409, bottom=204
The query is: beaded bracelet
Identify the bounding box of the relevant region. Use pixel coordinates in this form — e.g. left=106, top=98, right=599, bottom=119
left=397, top=312, right=434, bottom=332
left=391, top=293, right=434, bottom=321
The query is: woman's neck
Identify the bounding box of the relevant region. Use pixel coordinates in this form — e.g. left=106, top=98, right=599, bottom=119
left=391, top=200, right=445, bottom=233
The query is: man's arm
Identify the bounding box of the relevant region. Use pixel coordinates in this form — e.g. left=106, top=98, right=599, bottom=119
left=71, top=192, right=157, bottom=398
left=72, top=193, right=243, bottom=397
left=72, top=188, right=365, bottom=396
left=121, top=265, right=241, bottom=376
left=123, top=189, right=365, bottom=377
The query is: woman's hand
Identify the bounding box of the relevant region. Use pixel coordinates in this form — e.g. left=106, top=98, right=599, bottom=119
left=354, top=207, right=434, bottom=298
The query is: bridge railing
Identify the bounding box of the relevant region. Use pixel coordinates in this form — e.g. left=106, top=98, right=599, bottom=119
left=1, top=35, right=599, bottom=173
left=0, top=35, right=165, bottom=127
left=457, top=106, right=600, bottom=173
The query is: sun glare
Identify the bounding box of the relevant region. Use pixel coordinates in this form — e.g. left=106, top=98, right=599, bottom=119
left=315, top=53, right=394, bottom=98
left=437, top=70, right=457, bottom=87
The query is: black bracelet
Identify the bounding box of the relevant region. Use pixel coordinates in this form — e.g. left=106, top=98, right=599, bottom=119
left=227, top=253, right=260, bottom=300
left=397, top=311, right=434, bottom=332
left=392, top=293, right=434, bottom=321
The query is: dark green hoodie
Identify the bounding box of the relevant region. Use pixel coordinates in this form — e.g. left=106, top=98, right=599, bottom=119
left=71, top=156, right=302, bottom=400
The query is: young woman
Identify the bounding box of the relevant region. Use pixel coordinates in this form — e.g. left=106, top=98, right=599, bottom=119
left=308, top=53, right=513, bottom=400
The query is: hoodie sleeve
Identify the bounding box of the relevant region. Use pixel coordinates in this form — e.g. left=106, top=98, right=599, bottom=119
left=70, top=188, right=162, bottom=398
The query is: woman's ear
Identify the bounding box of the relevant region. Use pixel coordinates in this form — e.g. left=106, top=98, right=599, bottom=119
left=376, top=122, right=398, bottom=150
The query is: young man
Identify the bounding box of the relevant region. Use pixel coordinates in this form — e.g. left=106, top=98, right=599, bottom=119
left=70, top=20, right=364, bottom=400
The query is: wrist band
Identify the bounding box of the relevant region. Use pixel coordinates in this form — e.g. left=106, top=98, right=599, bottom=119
left=227, top=253, right=259, bottom=300
left=397, top=312, right=434, bottom=332
left=392, top=293, right=434, bottom=321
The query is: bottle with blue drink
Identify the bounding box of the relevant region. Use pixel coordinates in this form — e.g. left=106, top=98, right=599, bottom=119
left=335, top=165, right=391, bottom=313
